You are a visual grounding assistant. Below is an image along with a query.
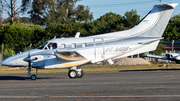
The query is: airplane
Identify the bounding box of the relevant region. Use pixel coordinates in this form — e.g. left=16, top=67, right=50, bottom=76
left=143, top=53, right=180, bottom=64
left=0, top=3, right=178, bottom=80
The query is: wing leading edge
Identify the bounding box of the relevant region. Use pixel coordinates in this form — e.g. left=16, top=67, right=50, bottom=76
left=143, top=54, right=167, bottom=60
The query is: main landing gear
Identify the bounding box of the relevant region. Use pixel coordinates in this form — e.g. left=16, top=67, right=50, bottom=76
left=68, top=66, right=84, bottom=79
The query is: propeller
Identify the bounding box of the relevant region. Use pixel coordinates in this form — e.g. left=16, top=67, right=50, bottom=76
left=28, top=43, right=32, bottom=67
left=27, top=43, right=32, bottom=78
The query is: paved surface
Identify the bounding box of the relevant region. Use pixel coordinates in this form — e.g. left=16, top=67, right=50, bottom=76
left=1, top=70, right=180, bottom=101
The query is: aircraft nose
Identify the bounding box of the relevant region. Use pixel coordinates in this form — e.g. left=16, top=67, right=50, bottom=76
left=1, top=59, right=11, bottom=66
left=0, top=55, right=19, bottom=66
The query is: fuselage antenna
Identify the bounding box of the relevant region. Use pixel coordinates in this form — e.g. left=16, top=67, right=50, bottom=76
left=60, top=32, right=65, bottom=38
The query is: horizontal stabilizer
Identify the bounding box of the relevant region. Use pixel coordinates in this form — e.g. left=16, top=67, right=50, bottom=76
left=138, top=37, right=163, bottom=44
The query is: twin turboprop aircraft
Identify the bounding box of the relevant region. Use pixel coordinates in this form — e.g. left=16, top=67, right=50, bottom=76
left=1, top=3, right=178, bottom=80
left=144, top=53, right=180, bottom=64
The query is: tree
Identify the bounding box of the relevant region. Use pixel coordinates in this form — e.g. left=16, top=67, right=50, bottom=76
left=28, top=0, right=55, bottom=25
left=95, top=12, right=125, bottom=33
left=163, top=14, right=180, bottom=41
left=124, top=9, right=140, bottom=28
left=19, top=17, right=31, bottom=24
left=28, top=0, right=93, bottom=25
left=151, top=43, right=165, bottom=55
left=0, top=22, right=46, bottom=52
left=44, top=0, right=93, bottom=25
left=45, top=23, right=74, bottom=38
left=0, top=0, right=3, bottom=25
left=86, top=11, right=140, bottom=36
left=2, top=0, right=31, bottom=24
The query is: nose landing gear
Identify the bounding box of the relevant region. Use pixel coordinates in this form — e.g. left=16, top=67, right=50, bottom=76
left=27, top=68, right=38, bottom=80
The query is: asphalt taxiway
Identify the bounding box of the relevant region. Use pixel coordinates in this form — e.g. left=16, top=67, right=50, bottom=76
left=1, top=70, right=180, bottom=101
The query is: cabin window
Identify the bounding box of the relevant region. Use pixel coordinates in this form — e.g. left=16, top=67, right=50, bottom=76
left=61, top=44, right=66, bottom=48
left=82, top=43, right=87, bottom=48
left=71, top=43, right=76, bottom=48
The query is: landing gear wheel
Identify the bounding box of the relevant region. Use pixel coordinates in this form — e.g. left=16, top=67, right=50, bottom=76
left=77, top=70, right=84, bottom=78
left=68, top=70, right=77, bottom=79
left=30, top=74, right=37, bottom=80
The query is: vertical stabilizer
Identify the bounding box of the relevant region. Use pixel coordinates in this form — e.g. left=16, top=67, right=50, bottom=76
left=137, top=3, right=178, bottom=37
left=90, top=3, right=178, bottom=39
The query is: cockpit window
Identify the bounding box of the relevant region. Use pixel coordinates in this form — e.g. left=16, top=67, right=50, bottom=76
left=37, top=42, right=57, bottom=50
left=37, top=42, right=48, bottom=49
left=48, top=43, right=57, bottom=50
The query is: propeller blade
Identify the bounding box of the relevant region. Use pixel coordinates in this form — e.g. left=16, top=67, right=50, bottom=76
left=28, top=43, right=32, bottom=68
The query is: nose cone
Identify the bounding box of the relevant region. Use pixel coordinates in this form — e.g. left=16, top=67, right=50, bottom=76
left=1, top=58, right=13, bottom=66
left=1, top=53, right=27, bottom=67
left=1, top=49, right=40, bottom=67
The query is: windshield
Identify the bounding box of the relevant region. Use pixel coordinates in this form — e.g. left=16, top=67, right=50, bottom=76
left=36, top=42, right=48, bottom=49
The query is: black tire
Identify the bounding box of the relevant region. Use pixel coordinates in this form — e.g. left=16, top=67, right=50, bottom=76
left=77, top=70, right=84, bottom=78
left=68, top=70, right=77, bottom=79
left=31, top=74, right=37, bottom=80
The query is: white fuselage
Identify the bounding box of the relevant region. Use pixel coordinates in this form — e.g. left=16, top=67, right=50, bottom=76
left=1, top=3, right=178, bottom=69
left=1, top=36, right=160, bottom=69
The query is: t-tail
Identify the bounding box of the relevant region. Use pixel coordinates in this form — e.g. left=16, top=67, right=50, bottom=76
left=136, top=3, right=178, bottom=37
left=92, top=3, right=178, bottom=38
left=107, top=3, right=178, bottom=59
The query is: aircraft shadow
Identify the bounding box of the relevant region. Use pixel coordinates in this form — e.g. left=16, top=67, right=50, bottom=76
left=119, top=69, right=180, bottom=72
left=0, top=76, right=50, bottom=80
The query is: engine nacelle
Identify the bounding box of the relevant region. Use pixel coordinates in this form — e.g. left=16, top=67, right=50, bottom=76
left=165, top=53, right=179, bottom=59
left=165, top=54, right=171, bottom=59
left=23, top=55, right=44, bottom=62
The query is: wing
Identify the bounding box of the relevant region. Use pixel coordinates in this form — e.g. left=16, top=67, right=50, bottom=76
left=143, top=54, right=167, bottom=59
left=54, top=50, right=87, bottom=61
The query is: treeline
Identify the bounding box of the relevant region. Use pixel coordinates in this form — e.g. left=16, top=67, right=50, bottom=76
left=0, top=10, right=140, bottom=53
left=163, top=15, right=180, bottom=41
left=0, top=0, right=180, bottom=57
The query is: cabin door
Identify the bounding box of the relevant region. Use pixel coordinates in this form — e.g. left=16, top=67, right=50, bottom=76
left=93, top=38, right=105, bottom=62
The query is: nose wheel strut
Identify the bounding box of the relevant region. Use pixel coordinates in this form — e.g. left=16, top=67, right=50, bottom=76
left=27, top=67, right=38, bottom=80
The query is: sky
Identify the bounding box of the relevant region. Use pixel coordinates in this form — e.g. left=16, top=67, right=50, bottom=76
left=2, top=0, right=180, bottom=20
left=77, top=0, right=180, bottom=20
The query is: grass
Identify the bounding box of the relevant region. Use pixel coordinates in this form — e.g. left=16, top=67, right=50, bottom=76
left=1, top=64, right=180, bottom=75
